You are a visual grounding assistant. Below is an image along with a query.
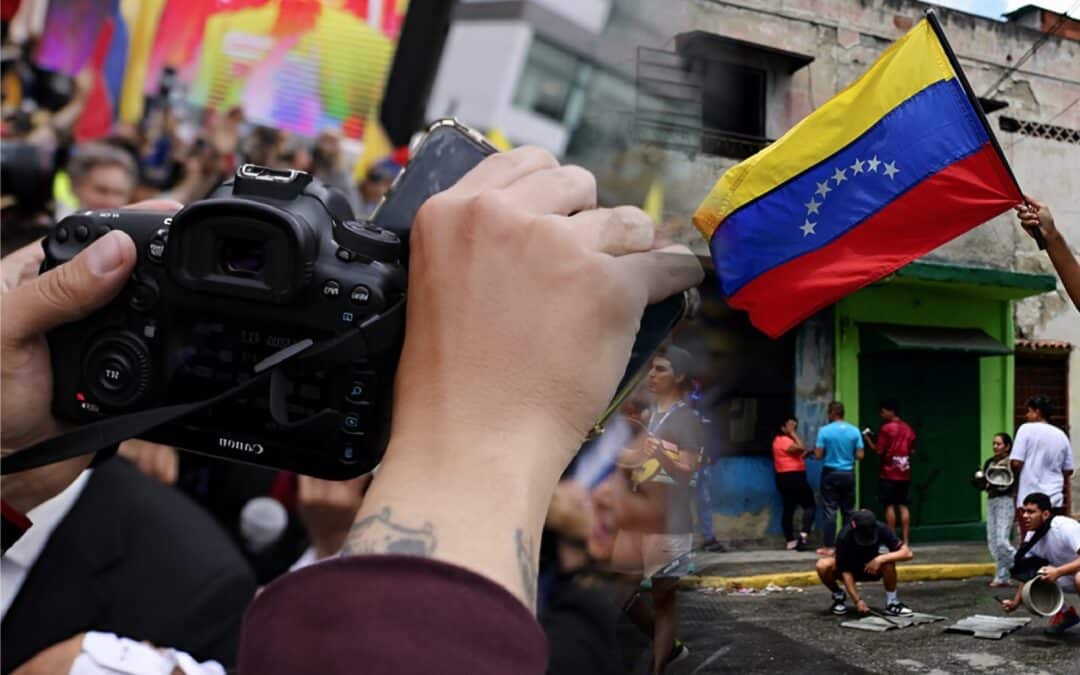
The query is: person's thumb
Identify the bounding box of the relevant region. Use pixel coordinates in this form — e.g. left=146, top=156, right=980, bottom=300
left=2, top=231, right=136, bottom=342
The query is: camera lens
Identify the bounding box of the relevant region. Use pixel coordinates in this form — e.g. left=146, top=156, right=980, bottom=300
left=221, top=238, right=266, bottom=276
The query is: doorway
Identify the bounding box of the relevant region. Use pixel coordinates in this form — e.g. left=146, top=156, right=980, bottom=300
left=858, top=352, right=982, bottom=541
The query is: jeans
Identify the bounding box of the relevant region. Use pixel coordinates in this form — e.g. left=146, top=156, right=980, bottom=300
left=694, top=464, right=715, bottom=540
left=775, top=471, right=816, bottom=542
left=820, top=469, right=855, bottom=547
left=987, top=496, right=1016, bottom=583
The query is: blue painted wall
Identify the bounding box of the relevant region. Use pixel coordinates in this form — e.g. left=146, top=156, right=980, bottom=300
left=707, top=455, right=825, bottom=537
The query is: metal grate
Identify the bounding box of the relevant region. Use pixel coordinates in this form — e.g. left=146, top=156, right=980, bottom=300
left=999, top=116, right=1080, bottom=144
left=633, top=46, right=771, bottom=159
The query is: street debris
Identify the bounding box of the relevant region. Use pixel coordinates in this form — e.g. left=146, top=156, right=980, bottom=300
left=943, top=615, right=1032, bottom=640
left=841, top=612, right=947, bottom=632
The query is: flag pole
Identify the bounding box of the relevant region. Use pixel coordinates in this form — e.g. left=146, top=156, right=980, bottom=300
left=924, top=9, right=1042, bottom=247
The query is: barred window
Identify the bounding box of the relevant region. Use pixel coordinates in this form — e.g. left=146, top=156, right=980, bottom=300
left=999, top=116, right=1080, bottom=145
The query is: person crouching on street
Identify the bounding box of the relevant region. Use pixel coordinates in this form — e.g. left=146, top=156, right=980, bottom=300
left=1000, top=492, right=1080, bottom=636
left=815, top=509, right=914, bottom=617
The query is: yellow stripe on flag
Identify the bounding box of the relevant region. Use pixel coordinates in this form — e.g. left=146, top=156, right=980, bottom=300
left=693, top=19, right=954, bottom=239
left=119, top=0, right=166, bottom=124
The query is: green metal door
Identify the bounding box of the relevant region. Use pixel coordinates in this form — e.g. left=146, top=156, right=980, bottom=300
left=858, top=352, right=982, bottom=542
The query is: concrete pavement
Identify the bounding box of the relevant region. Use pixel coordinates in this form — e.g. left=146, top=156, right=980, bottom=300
left=642, top=578, right=1080, bottom=675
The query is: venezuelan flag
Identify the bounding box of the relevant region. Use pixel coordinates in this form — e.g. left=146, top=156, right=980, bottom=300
left=692, top=15, right=1022, bottom=338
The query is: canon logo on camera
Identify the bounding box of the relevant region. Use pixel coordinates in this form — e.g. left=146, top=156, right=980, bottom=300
left=218, top=437, right=265, bottom=455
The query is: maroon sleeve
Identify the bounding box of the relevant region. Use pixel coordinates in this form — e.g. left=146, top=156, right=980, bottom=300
left=238, top=555, right=548, bottom=675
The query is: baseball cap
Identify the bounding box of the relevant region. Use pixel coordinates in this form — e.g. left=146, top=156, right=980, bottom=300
left=852, top=510, right=879, bottom=547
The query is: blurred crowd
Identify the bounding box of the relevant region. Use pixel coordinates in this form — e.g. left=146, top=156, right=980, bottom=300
left=1, top=40, right=401, bottom=257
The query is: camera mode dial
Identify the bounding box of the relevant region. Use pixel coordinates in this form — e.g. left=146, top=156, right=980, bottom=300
left=333, top=220, right=401, bottom=263
left=83, top=332, right=152, bottom=408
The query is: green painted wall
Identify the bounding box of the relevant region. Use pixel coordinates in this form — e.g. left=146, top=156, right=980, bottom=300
left=834, top=282, right=1014, bottom=537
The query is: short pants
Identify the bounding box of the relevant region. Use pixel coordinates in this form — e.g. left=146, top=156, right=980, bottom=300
left=879, top=479, right=910, bottom=506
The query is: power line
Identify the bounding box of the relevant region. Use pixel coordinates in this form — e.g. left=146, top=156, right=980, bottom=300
left=982, top=0, right=1080, bottom=99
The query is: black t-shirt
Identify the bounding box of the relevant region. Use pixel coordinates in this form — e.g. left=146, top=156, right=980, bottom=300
left=835, top=522, right=902, bottom=572
left=649, top=404, right=705, bottom=457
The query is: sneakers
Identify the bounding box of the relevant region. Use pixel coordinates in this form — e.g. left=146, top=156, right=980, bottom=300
left=830, top=591, right=848, bottom=615
left=665, top=640, right=690, bottom=666
left=1043, top=607, right=1080, bottom=636
left=886, top=601, right=914, bottom=617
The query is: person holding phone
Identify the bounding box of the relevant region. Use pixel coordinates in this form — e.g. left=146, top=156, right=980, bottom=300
left=772, top=416, right=815, bottom=551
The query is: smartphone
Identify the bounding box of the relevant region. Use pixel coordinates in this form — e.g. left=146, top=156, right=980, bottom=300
left=369, top=118, right=689, bottom=437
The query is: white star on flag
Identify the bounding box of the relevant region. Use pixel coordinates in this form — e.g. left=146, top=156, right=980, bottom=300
left=816, top=181, right=831, bottom=197
left=883, top=161, right=900, bottom=179
left=801, top=219, right=817, bottom=236
left=850, top=158, right=865, bottom=174
left=805, top=197, right=821, bottom=215
left=832, top=167, right=847, bottom=185
left=866, top=156, right=881, bottom=172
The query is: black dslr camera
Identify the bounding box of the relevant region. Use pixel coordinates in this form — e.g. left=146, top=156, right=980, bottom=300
left=42, top=165, right=407, bottom=479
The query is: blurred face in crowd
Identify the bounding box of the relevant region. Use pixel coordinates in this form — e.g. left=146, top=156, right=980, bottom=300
left=647, top=356, right=682, bottom=397
left=781, top=418, right=798, bottom=437
left=879, top=407, right=896, bottom=422
left=1024, top=406, right=1043, bottom=423
left=586, top=475, right=618, bottom=563
left=1020, top=501, right=1049, bottom=531
left=75, top=163, right=135, bottom=210
left=360, top=175, right=393, bottom=204
left=992, top=434, right=1009, bottom=456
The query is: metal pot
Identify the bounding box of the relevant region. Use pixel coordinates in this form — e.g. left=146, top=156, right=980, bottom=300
left=1021, top=575, right=1064, bottom=617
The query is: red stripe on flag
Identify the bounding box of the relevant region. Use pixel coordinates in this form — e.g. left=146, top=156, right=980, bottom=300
left=727, top=144, right=1021, bottom=338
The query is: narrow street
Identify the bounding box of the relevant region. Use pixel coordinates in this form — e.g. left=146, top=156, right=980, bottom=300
left=616, top=579, right=1080, bottom=674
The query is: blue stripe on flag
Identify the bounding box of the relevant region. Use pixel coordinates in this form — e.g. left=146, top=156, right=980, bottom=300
left=713, top=78, right=988, bottom=297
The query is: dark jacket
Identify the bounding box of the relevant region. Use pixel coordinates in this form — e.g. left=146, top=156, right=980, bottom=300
left=1, top=458, right=257, bottom=673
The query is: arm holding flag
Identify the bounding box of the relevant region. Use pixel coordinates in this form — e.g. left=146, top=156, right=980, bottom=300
left=692, top=14, right=1025, bottom=337
left=1016, top=197, right=1080, bottom=311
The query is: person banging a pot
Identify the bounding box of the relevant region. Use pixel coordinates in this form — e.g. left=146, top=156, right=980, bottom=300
left=1001, top=492, right=1080, bottom=636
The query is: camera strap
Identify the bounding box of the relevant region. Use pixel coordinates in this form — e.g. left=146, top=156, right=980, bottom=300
left=1, top=297, right=405, bottom=475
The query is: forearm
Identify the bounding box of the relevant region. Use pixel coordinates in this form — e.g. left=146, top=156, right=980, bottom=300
left=841, top=572, right=860, bottom=602
left=1045, top=230, right=1080, bottom=311
left=653, top=448, right=695, bottom=479
left=879, top=547, right=913, bottom=565
left=1052, top=556, right=1080, bottom=579
left=341, top=436, right=558, bottom=613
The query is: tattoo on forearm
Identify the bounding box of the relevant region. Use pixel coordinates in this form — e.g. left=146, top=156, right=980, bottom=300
left=343, top=506, right=437, bottom=557
left=515, top=528, right=537, bottom=613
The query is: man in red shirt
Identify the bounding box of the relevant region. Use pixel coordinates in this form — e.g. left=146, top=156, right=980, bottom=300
left=862, top=399, right=916, bottom=545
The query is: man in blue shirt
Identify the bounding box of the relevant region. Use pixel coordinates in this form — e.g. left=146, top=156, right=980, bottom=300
left=815, top=401, right=864, bottom=555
